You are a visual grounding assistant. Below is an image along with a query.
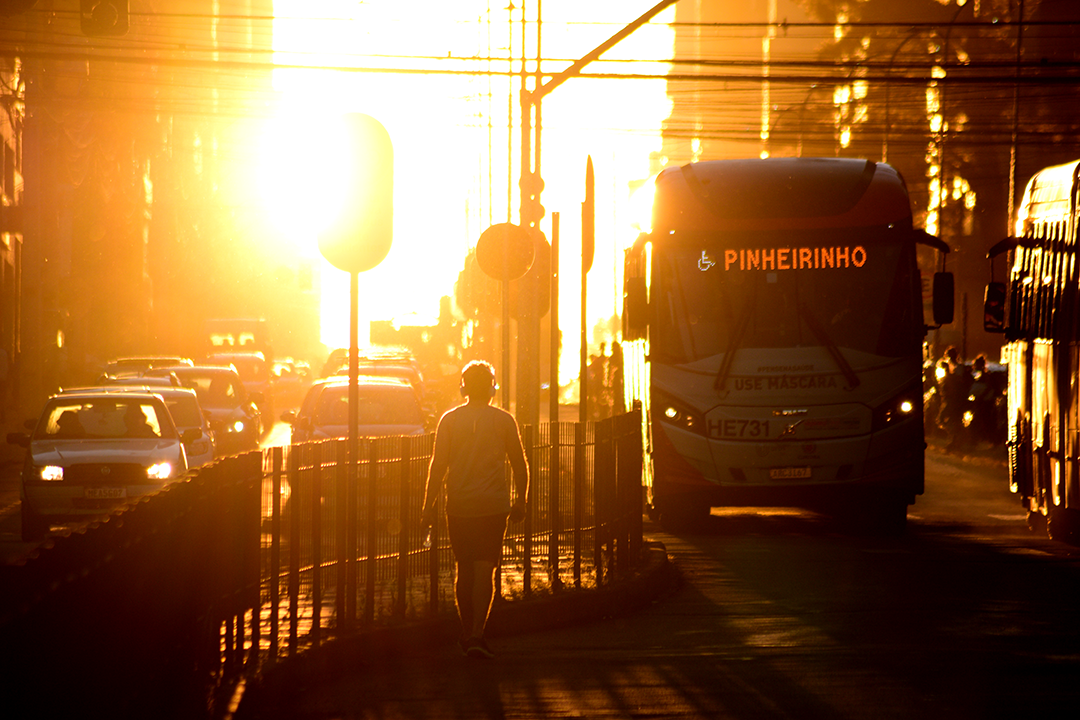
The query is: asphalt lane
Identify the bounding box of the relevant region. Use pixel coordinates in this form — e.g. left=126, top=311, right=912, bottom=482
left=238, top=448, right=1080, bottom=720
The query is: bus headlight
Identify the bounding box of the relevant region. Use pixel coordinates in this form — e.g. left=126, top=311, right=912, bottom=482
left=653, top=391, right=706, bottom=436
left=872, top=387, right=920, bottom=432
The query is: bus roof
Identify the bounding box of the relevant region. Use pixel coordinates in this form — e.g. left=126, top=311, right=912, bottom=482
left=1020, top=159, right=1080, bottom=224
left=651, top=158, right=912, bottom=232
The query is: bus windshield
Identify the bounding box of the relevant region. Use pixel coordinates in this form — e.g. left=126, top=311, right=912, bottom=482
left=652, top=225, right=921, bottom=364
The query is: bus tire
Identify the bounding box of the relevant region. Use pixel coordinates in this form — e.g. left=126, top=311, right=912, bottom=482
left=1046, top=506, right=1080, bottom=544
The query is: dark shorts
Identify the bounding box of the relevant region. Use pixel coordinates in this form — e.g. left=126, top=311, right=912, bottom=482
left=446, top=513, right=509, bottom=565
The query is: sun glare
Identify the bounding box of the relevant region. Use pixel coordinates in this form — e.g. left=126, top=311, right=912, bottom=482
left=258, top=114, right=352, bottom=250
left=267, top=2, right=673, bottom=373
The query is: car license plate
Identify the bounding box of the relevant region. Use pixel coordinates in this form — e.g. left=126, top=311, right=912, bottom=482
left=769, top=467, right=811, bottom=480
left=85, top=487, right=126, bottom=500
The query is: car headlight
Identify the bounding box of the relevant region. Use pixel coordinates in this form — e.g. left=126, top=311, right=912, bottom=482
left=146, top=462, right=174, bottom=480
left=39, top=465, right=64, bottom=481
left=228, top=420, right=245, bottom=434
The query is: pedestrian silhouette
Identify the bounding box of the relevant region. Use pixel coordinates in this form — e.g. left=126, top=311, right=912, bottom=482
left=421, top=360, right=530, bottom=659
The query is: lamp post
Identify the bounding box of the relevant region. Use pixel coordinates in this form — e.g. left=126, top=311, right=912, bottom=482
left=513, top=0, right=678, bottom=428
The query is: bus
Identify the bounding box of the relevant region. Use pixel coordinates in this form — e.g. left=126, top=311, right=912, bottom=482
left=984, top=158, right=1080, bottom=542
left=622, top=157, right=954, bottom=533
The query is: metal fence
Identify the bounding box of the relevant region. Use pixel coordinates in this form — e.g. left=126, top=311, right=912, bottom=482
left=0, top=410, right=643, bottom=719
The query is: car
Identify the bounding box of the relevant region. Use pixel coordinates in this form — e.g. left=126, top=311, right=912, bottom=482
left=321, top=348, right=432, bottom=416
left=205, top=350, right=274, bottom=424
left=281, top=375, right=427, bottom=443
left=68, top=379, right=217, bottom=469
left=102, top=356, right=194, bottom=378
left=6, top=390, right=197, bottom=541
left=270, top=357, right=313, bottom=414
left=144, top=365, right=262, bottom=456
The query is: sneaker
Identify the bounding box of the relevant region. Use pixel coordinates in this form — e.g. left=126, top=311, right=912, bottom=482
left=456, top=635, right=469, bottom=657
left=465, top=636, right=495, bottom=659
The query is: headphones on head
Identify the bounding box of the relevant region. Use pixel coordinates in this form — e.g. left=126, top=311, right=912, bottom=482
left=460, top=363, right=497, bottom=398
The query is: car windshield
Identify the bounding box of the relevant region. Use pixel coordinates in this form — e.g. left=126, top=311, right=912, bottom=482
left=38, top=398, right=170, bottom=440
left=166, top=373, right=243, bottom=408
left=313, top=385, right=423, bottom=426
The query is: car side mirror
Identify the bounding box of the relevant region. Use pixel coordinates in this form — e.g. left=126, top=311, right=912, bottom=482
left=280, top=410, right=297, bottom=425
left=7, top=432, right=30, bottom=448
left=933, top=271, right=954, bottom=325
left=983, top=281, right=1006, bottom=333
left=181, top=428, right=202, bottom=445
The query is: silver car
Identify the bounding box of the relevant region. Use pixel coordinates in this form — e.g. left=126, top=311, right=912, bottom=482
left=7, top=390, right=196, bottom=541
left=64, top=380, right=216, bottom=469
left=281, top=375, right=427, bottom=443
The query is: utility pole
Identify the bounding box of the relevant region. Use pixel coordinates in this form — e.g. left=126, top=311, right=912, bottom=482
left=515, top=0, right=679, bottom=428
left=1007, top=0, right=1025, bottom=237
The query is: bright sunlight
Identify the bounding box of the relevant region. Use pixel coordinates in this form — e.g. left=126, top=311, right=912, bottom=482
left=261, top=1, right=673, bottom=378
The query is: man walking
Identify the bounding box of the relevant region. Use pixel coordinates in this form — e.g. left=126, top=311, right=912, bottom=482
left=421, top=360, right=529, bottom=659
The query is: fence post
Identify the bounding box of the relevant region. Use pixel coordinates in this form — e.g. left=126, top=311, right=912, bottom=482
left=546, top=421, right=561, bottom=591
left=593, top=419, right=613, bottom=585
left=247, top=454, right=263, bottom=670
left=335, top=439, right=350, bottom=634
left=346, top=438, right=359, bottom=629
left=520, top=423, right=533, bottom=596
left=627, top=409, right=644, bottom=569
left=573, top=422, right=584, bottom=588
left=270, top=447, right=283, bottom=660
left=364, top=439, right=378, bottom=625
left=614, top=415, right=630, bottom=576
left=395, top=437, right=411, bottom=619
left=311, top=442, right=323, bottom=647
left=288, top=446, right=302, bottom=655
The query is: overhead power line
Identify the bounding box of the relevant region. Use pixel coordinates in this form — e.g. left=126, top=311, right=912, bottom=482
left=3, top=48, right=1078, bottom=85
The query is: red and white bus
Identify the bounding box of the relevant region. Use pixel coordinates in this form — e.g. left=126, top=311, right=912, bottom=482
left=622, top=158, right=953, bottom=532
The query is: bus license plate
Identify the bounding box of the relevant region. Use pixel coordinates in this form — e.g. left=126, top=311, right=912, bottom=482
left=85, top=487, right=126, bottom=500
left=769, top=467, right=811, bottom=480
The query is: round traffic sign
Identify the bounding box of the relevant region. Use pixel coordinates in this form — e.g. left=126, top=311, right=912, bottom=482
left=476, top=223, right=534, bottom=281
left=318, top=113, right=394, bottom=274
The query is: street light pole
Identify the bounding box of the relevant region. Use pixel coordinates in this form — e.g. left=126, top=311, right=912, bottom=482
left=1008, top=0, right=1026, bottom=236
left=517, top=0, right=679, bottom=427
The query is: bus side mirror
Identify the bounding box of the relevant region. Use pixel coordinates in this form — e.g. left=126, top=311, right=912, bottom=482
left=984, top=282, right=1006, bottom=333
left=933, top=271, right=954, bottom=325
left=623, top=276, right=648, bottom=340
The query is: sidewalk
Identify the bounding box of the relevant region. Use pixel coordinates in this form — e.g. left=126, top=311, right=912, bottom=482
left=231, top=540, right=678, bottom=719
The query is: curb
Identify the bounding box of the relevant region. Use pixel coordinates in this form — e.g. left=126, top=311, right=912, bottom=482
left=231, top=542, right=678, bottom=719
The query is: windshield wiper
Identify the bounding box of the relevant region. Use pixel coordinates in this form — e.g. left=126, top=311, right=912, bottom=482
left=713, top=299, right=754, bottom=392
left=797, top=302, right=860, bottom=389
